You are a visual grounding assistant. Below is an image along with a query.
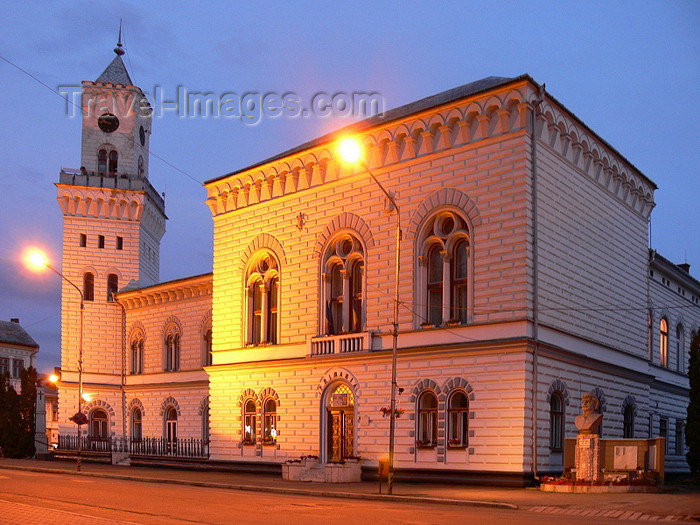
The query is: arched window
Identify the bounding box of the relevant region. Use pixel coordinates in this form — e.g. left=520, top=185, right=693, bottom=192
left=426, top=244, right=443, bottom=327
left=90, top=409, right=109, bottom=440
left=165, top=407, right=177, bottom=453
left=623, top=403, right=635, bottom=438
left=83, top=272, right=94, bottom=302
left=107, top=273, right=118, bottom=301
left=246, top=253, right=280, bottom=346
left=130, top=332, right=144, bottom=374
left=164, top=326, right=180, bottom=371
left=262, top=398, right=277, bottom=444
left=138, top=155, right=144, bottom=177
left=447, top=390, right=469, bottom=447
left=676, top=324, right=685, bottom=373
left=97, top=149, right=107, bottom=175
left=322, top=233, right=365, bottom=335
left=660, top=318, right=669, bottom=367
left=108, top=150, right=118, bottom=175
left=549, top=392, right=564, bottom=451
left=203, top=327, right=213, bottom=367
left=418, top=210, right=470, bottom=327
left=416, top=391, right=438, bottom=447
left=131, top=408, right=142, bottom=441
left=243, top=399, right=257, bottom=444
left=201, top=401, right=210, bottom=443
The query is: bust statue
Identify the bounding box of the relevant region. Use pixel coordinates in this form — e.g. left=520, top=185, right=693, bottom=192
left=575, top=392, right=603, bottom=434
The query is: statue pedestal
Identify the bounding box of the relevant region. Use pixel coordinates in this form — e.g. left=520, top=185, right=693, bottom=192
left=575, top=434, right=601, bottom=481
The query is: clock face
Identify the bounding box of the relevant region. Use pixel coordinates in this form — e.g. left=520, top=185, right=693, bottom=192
left=98, top=113, right=119, bottom=133
left=139, top=125, right=146, bottom=146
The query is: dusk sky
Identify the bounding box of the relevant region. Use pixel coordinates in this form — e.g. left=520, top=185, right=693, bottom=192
left=1, top=2, right=698, bottom=374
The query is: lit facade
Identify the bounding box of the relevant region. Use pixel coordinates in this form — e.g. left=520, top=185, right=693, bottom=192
left=54, top=49, right=699, bottom=484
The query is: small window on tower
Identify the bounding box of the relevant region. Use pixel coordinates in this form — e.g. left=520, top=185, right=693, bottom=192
left=108, top=151, right=118, bottom=176
left=116, top=236, right=123, bottom=250
left=98, top=235, right=105, bottom=249
left=98, top=149, right=107, bottom=176
left=80, top=234, right=87, bottom=247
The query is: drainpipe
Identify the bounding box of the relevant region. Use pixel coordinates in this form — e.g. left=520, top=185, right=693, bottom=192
left=114, top=293, right=127, bottom=444
left=530, top=83, right=545, bottom=481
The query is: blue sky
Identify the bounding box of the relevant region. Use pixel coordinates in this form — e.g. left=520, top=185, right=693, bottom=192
left=1, top=1, right=699, bottom=373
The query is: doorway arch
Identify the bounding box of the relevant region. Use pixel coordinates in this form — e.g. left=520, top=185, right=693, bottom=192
left=322, top=381, right=356, bottom=463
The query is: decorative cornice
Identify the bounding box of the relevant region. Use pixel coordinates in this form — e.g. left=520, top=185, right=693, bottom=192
left=205, top=79, right=655, bottom=220
left=117, top=273, right=212, bottom=309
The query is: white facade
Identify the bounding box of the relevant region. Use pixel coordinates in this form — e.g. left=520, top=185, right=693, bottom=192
left=54, top=52, right=699, bottom=485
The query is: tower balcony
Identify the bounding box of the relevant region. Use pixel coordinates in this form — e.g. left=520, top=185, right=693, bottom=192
left=59, top=168, right=165, bottom=212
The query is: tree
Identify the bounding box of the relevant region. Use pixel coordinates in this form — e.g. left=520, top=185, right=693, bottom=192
left=687, top=330, right=700, bottom=480
left=0, top=367, right=38, bottom=458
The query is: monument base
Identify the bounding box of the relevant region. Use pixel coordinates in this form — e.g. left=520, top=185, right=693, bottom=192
left=575, top=433, right=601, bottom=481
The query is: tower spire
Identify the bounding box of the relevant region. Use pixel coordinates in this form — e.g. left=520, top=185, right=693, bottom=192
left=114, top=20, right=125, bottom=56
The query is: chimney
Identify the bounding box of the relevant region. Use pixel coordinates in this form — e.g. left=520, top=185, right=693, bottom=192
left=678, top=263, right=691, bottom=273
left=10, top=318, right=19, bottom=323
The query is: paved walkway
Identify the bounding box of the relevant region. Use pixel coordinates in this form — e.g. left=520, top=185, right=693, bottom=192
left=1, top=458, right=699, bottom=522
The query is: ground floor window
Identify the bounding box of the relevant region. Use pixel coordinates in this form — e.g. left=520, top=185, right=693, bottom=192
left=417, top=391, right=438, bottom=447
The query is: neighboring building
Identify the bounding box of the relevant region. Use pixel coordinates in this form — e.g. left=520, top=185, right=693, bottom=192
left=0, top=318, right=38, bottom=392
left=53, top=44, right=700, bottom=485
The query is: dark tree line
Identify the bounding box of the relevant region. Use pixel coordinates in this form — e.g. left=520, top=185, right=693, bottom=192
left=0, top=367, right=37, bottom=458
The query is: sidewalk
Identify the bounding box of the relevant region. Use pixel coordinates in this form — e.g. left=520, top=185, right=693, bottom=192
left=1, top=458, right=699, bottom=522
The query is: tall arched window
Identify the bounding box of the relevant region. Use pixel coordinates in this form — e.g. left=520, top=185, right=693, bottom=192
left=108, top=150, right=118, bottom=175
left=97, top=149, right=107, bottom=175
left=417, top=391, right=438, bottom=447
left=83, top=272, right=95, bottom=302
left=262, top=398, right=277, bottom=444
left=138, top=155, right=144, bottom=177
left=322, top=233, right=365, bottom=335
left=130, top=331, right=144, bottom=374
left=203, top=327, right=213, bottom=367
left=131, top=408, right=142, bottom=441
left=549, top=392, right=564, bottom=451
left=418, top=210, right=470, bottom=327
left=447, top=390, right=469, bottom=447
left=243, top=399, right=257, bottom=444
left=426, top=244, right=443, bottom=327
left=660, top=318, right=669, bottom=367
left=676, top=324, right=685, bottom=372
left=623, top=403, right=635, bottom=438
left=165, top=406, right=177, bottom=453
left=164, top=325, right=180, bottom=371
left=107, top=273, right=118, bottom=301
left=246, top=252, right=280, bottom=346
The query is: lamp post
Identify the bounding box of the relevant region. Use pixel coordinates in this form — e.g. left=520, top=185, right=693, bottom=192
left=25, top=248, right=84, bottom=471
left=338, top=138, right=401, bottom=494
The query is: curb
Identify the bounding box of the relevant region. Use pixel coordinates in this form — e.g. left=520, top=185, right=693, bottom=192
left=0, top=464, right=518, bottom=510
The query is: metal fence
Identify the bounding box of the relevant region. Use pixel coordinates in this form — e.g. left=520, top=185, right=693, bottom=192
left=58, top=435, right=209, bottom=459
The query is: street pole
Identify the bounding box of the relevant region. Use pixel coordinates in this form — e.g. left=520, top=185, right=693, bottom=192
left=45, top=264, right=84, bottom=472
left=358, top=158, right=401, bottom=495
left=337, top=138, right=401, bottom=494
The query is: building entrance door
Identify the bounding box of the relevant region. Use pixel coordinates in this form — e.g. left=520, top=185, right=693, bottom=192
left=325, top=383, right=355, bottom=463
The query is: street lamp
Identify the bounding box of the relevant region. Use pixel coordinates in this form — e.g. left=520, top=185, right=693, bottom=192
left=338, top=137, right=401, bottom=494
left=24, top=247, right=85, bottom=471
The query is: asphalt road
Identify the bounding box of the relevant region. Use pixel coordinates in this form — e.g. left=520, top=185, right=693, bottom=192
left=0, top=467, right=672, bottom=524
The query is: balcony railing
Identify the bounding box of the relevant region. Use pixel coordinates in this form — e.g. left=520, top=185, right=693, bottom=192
left=310, top=332, right=370, bottom=356
left=58, top=435, right=209, bottom=459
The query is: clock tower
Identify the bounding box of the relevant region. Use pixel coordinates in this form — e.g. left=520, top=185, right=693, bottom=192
left=55, top=38, right=167, bottom=432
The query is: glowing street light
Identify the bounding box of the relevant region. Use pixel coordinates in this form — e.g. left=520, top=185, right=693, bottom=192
left=337, top=137, right=401, bottom=495
left=24, top=247, right=85, bottom=471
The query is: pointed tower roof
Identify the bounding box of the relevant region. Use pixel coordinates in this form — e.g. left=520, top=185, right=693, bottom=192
left=95, top=25, right=133, bottom=85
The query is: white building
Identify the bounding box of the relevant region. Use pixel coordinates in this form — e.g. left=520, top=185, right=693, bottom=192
left=53, top=45, right=699, bottom=485
left=0, top=318, right=38, bottom=392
